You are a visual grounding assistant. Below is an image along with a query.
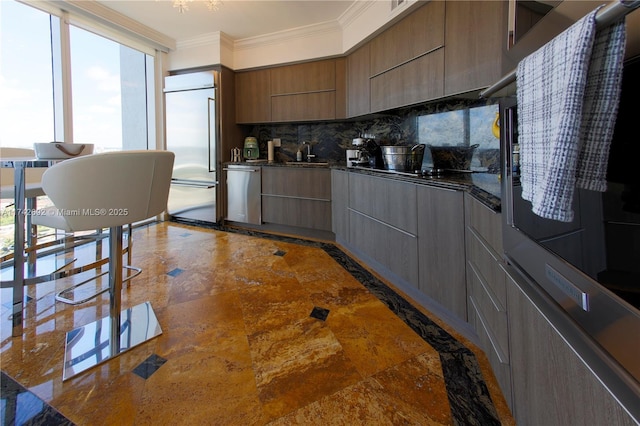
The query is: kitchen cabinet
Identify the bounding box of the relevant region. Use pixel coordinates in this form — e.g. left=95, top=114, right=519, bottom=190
left=370, top=49, right=444, bottom=113
left=235, top=68, right=271, bottom=124
left=261, top=167, right=332, bottom=231
left=346, top=43, right=370, bottom=118
left=369, top=1, right=445, bottom=76
left=236, top=59, right=346, bottom=123
left=347, top=173, right=418, bottom=287
left=464, top=193, right=512, bottom=409
left=444, top=0, right=508, bottom=96
left=417, top=185, right=465, bottom=319
left=368, top=0, right=445, bottom=112
left=506, top=270, right=637, bottom=425
left=270, top=58, right=346, bottom=122
left=331, top=169, right=349, bottom=244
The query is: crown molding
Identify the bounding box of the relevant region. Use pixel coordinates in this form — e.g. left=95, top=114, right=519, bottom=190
left=338, top=0, right=377, bottom=28
left=45, top=0, right=176, bottom=51
left=233, top=20, right=342, bottom=52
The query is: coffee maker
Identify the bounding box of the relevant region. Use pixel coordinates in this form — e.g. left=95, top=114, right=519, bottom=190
left=346, top=138, right=366, bottom=167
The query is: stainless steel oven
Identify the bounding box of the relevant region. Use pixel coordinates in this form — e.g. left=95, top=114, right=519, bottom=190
left=501, top=56, right=640, bottom=393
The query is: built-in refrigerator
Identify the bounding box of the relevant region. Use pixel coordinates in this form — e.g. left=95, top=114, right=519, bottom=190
left=164, top=71, right=219, bottom=223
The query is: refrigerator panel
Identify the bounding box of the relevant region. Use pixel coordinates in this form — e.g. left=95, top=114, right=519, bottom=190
left=164, top=70, right=219, bottom=224
left=165, top=88, right=216, bottom=182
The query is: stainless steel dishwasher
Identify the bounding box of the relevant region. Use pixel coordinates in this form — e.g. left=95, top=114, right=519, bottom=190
left=224, top=164, right=261, bottom=224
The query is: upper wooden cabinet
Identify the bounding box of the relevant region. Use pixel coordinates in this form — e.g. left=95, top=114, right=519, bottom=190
left=270, top=60, right=336, bottom=95
left=235, top=69, right=271, bottom=124
left=370, top=49, right=444, bottom=113
left=369, top=0, right=445, bottom=76
left=368, top=1, right=445, bottom=113
left=347, top=44, right=370, bottom=118
left=444, top=0, right=508, bottom=96
left=236, top=58, right=346, bottom=123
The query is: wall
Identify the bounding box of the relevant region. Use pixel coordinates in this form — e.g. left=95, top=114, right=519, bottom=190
left=167, top=0, right=423, bottom=71
left=239, top=98, right=500, bottom=173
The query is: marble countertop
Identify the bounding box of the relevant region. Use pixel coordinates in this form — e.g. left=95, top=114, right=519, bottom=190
left=225, top=161, right=502, bottom=212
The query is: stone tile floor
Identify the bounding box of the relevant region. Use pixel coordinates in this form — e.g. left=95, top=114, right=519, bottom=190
left=0, top=222, right=514, bottom=425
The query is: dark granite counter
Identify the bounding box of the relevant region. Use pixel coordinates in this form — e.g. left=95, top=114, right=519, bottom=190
left=225, top=161, right=501, bottom=212
left=331, top=165, right=502, bottom=212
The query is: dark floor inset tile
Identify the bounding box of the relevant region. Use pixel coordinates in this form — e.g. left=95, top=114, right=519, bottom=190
left=274, top=250, right=286, bottom=257
left=132, top=354, right=167, bottom=379
left=1, top=371, right=75, bottom=425
left=310, top=306, right=330, bottom=321
left=167, top=268, right=184, bottom=277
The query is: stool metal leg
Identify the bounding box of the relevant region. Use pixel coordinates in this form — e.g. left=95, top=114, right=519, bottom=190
left=61, top=225, right=162, bottom=381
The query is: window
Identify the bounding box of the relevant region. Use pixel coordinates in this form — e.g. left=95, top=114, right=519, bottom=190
left=0, top=0, right=156, bottom=152
left=0, top=0, right=55, bottom=148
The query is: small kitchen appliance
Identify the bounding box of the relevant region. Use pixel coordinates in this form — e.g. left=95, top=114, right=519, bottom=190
left=243, top=137, right=259, bottom=160
left=231, top=147, right=242, bottom=162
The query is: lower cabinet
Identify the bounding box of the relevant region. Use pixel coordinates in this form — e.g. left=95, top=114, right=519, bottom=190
left=506, top=271, right=638, bottom=426
left=261, top=167, right=331, bottom=231
left=347, top=173, right=419, bottom=287
left=464, top=193, right=638, bottom=423
left=464, top=193, right=512, bottom=409
left=331, top=169, right=349, bottom=243
left=417, top=185, right=466, bottom=319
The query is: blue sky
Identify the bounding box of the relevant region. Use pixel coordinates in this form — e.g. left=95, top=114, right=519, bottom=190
left=0, top=0, right=123, bottom=151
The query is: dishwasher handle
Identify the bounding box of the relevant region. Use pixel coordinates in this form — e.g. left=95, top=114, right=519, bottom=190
left=223, top=168, right=260, bottom=173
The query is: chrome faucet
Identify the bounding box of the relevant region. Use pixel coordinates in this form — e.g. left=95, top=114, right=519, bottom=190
left=303, top=141, right=315, bottom=162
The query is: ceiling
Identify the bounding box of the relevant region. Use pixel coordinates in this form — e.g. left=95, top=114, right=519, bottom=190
left=98, top=0, right=357, bottom=43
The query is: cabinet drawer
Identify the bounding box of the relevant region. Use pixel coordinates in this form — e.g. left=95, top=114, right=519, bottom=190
left=468, top=297, right=513, bottom=408
left=348, top=173, right=417, bottom=234
left=468, top=262, right=508, bottom=361
left=349, top=209, right=419, bottom=287
left=262, top=196, right=331, bottom=231
left=466, top=228, right=507, bottom=308
left=464, top=193, right=503, bottom=254
left=261, top=167, right=331, bottom=199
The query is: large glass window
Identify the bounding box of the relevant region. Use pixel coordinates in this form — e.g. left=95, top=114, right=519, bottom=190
left=0, top=0, right=157, bottom=258
left=0, top=0, right=155, bottom=152
left=0, top=0, right=55, bottom=148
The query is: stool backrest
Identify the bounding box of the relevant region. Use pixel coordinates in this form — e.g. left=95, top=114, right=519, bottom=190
left=41, top=150, right=175, bottom=231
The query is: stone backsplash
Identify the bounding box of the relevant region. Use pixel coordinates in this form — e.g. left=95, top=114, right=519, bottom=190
left=240, top=98, right=500, bottom=173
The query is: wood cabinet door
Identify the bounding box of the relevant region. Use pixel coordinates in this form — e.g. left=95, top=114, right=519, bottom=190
left=270, top=59, right=336, bottom=95
left=331, top=169, right=349, bottom=242
left=444, top=0, right=507, bottom=96
left=261, top=167, right=332, bottom=231
left=507, top=275, right=638, bottom=426
left=417, top=185, right=465, bottom=318
left=235, top=69, right=271, bottom=123
left=369, top=1, right=445, bottom=76
left=347, top=43, right=371, bottom=118
left=271, top=92, right=336, bottom=122
left=370, top=49, right=444, bottom=112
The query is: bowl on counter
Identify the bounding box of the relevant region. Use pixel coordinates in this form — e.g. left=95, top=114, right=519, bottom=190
left=34, top=142, right=94, bottom=159
left=381, top=144, right=425, bottom=172
left=427, top=144, right=478, bottom=171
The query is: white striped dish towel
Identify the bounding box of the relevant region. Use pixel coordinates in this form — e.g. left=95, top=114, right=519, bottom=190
left=516, top=6, right=625, bottom=222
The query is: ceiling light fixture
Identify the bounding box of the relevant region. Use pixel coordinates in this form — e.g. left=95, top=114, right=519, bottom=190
left=172, top=0, right=223, bottom=13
